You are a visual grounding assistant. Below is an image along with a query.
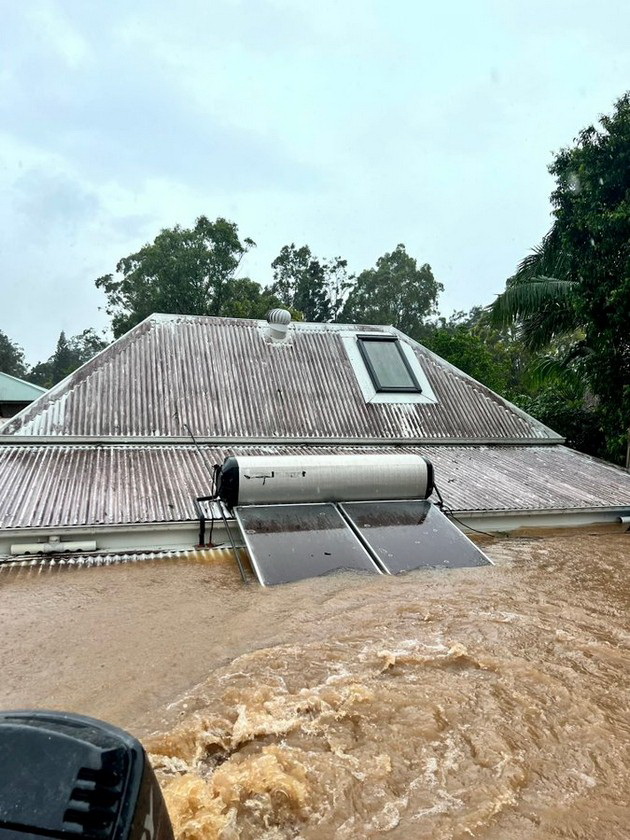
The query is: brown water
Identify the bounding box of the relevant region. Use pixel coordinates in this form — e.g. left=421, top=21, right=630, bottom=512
left=1, top=532, right=629, bottom=838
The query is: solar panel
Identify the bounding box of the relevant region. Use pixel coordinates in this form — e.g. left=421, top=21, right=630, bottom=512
left=339, top=500, right=492, bottom=574
left=233, top=503, right=382, bottom=586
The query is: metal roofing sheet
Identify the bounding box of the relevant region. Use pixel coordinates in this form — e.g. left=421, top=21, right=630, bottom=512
left=0, top=315, right=558, bottom=442
left=0, top=546, right=242, bottom=569
left=1, top=443, right=629, bottom=530
left=0, top=372, right=46, bottom=403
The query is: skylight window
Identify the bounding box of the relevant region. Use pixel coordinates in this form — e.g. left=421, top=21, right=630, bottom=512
left=357, top=336, right=422, bottom=393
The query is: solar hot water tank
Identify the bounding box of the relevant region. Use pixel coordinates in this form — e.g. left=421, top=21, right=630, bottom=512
left=215, top=453, right=491, bottom=585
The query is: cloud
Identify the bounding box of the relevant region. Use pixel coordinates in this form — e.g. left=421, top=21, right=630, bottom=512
left=0, top=3, right=322, bottom=193
left=13, top=168, right=101, bottom=231
left=0, top=0, right=629, bottom=365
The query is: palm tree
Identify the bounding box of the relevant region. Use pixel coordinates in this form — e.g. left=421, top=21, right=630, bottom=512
left=489, top=228, right=595, bottom=398
left=489, top=228, right=581, bottom=352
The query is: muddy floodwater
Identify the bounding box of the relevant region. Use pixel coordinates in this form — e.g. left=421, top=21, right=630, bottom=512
left=1, top=531, right=629, bottom=838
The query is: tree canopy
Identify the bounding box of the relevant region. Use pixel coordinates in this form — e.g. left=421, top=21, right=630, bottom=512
left=0, top=331, right=27, bottom=378
left=341, top=244, right=442, bottom=339
left=269, top=244, right=353, bottom=322
left=96, top=216, right=278, bottom=337
left=491, top=93, right=630, bottom=461
left=28, top=329, right=108, bottom=389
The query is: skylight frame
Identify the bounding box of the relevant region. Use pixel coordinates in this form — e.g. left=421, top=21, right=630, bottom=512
left=356, top=335, right=423, bottom=393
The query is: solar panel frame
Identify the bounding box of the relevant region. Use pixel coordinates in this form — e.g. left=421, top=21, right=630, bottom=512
left=233, top=502, right=383, bottom=586
left=338, top=499, right=492, bottom=574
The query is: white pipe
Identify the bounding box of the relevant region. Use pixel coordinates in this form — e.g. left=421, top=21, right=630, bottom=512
left=10, top=540, right=97, bottom=556
left=618, top=515, right=630, bottom=531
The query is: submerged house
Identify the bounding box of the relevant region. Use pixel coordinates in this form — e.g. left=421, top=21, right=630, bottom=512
left=1, top=311, right=630, bottom=563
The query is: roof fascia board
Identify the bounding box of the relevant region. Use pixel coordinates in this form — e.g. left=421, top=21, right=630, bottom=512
left=2, top=507, right=629, bottom=561
left=0, top=521, right=200, bottom=539
left=454, top=505, right=630, bottom=517
left=2, top=504, right=627, bottom=539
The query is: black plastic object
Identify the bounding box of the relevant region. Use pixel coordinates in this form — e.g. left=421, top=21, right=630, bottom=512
left=0, top=711, right=173, bottom=840
left=215, top=456, right=239, bottom=510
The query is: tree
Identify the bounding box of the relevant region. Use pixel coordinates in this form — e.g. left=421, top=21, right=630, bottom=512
left=425, top=311, right=511, bottom=395
left=517, top=386, right=605, bottom=457
left=423, top=307, right=539, bottom=400
left=490, top=228, right=581, bottom=352
left=0, top=331, right=27, bottom=378
left=549, top=93, right=630, bottom=461
left=269, top=245, right=354, bottom=322
left=219, top=278, right=284, bottom=320
left=96, top=216, right=262, bottom=337
left=341, top=244, right=442, bottom=339
left=29, top=329, right=108, bottom=388
left=490, top=93, right=630, bottom=462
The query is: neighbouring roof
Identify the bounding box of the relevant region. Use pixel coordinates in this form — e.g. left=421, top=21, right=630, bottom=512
left=0, top=372, right=46, bottom=403
left=1, top=443, right=629, bottom=530
left=0, top=314, right=560, bottom=443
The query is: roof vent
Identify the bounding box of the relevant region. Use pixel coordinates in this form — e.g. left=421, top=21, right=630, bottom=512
left=266, top=308, right=292, bottom=341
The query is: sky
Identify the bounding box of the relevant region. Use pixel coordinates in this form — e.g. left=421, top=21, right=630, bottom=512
left=1, top=0, right=628, bottom=364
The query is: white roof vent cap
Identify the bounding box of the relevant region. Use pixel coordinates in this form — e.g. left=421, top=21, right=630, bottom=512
left=266, top=308, right=292, bottom=340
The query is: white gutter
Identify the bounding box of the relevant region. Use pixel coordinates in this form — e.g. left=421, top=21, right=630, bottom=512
left=452, top=506, right=630, bottom=533
left=0, top=522, right=204, bottom=559
left=2, top=506, right=629, bottom=562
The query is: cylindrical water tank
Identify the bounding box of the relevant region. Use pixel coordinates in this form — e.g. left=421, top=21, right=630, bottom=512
left=216, top=453, right=433, bottom=508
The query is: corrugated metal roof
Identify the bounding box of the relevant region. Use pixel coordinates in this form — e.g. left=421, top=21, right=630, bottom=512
left=1, top=443, right=629, bottom=530
left=0, top=546, right=243, bottom=569
left=0, top=444, right=210, bottom=528
left=0, top=372, right=46, bottom=403
left=0, top=315, right=558, bottom=442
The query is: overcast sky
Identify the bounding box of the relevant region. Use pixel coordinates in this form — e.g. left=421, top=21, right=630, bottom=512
left=1, top=0, right=628, bottom=363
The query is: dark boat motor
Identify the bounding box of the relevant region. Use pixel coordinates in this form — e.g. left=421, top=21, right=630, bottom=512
left=0, top=711, right=174, bottom=840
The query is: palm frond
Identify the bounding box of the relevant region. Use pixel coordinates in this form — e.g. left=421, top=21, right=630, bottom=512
left=490, top=277, right=577, bottom=329
left=526, top=353, right=585, bottom=393
left=513, top=227, right=569, bottom=282
left=518, top=298, right=582, bottom=351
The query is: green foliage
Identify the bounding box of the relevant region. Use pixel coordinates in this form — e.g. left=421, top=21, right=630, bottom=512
left=490, top=227, right=581, bottom=351
left=515, top=387, right=605, bottom=457
left=28, top=329, right=108, bottom=388
left=424, top=311, right=509, bottom=394
left=424, top=308, right=534, bottom=400
left=0, top=331, right=27, bottom=378
left=96, top=216, right=266, bottom=337
left=269, top=245, right=353, bottom=322
left=218, top=278, right=283, bottom=320
left=491, top=93, right=630, bottom=462
left=491, top=275, right=579, bottom=352
left=548, top=93, right=630, bottom=462
left=341, top=244, right=442, bottom=339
